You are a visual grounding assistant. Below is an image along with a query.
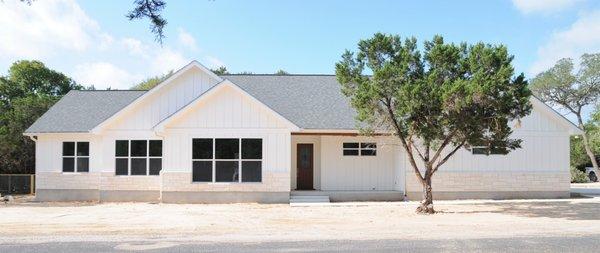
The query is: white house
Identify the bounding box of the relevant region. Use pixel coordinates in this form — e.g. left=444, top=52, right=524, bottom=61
left=24, top=61, right=582, bottom=203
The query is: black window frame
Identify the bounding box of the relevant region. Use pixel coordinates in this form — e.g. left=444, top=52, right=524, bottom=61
left=343, top=142, right=377, bottom=157
left=62, top=141, right=90, bottom=173
left=192, top=138, right=262, bottom=183
left=115, top=140, right=162, bottom=176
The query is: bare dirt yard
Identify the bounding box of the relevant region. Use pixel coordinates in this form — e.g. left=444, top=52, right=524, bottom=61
left=1, top=196, right=600, bottom=244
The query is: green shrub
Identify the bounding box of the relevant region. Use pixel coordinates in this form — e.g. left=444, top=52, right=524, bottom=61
left=571, top=166, right=589, bottom=183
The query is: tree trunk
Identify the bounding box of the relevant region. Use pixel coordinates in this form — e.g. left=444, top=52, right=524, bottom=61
left=416, top=172, right=435, bottom=214
left=577, top=115, right=599, bottom=171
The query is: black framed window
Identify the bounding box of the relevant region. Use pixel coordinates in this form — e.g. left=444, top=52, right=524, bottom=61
left=471, top=146, right=508, bottom=156
left=192, top=138, right=262, bottom=183
left=115, top=140, right=162, bottom=176
left=62, top=142, right=89, bottom=172
left=343, top=142, right=376, bottom=156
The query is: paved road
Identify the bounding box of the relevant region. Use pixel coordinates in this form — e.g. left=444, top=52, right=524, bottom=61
left=1, top=235, right=599, bottom=253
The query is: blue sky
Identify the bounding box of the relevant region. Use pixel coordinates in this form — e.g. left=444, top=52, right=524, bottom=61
left=1, top=0, right=600, bottom=91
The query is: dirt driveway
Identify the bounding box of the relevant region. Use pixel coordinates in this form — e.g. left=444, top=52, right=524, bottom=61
left=1, top=197, right=600, bottom=243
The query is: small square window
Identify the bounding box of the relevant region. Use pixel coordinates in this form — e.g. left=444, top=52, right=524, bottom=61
left=193, top=139, right=213, bottom=159
left=77, top=157, right=89, bottom=172
left=242, top=139, right=262, bottom=159
left=130, top=140, right=147, bottom=157
left=77, top=142, right=89, bottom=156
left=216, top=161, right=239, bottom=182
left=63, top=142, right=75, bottom=156
left=130, top=158, right=147, bottom=175
left=242, top=161, right=261, bottom=182
left=216, top=139, right=239, bottom=159
left=115, top=158, right=128, bottom=175
left=149, top=158, right=162, bottom=175
left=116, top=141, right=129, bottom=157
left=149, top=140, right=162, bottom=157
left=192, top=161, right=212, bottom=182
left=62, top=157, right=75, bottom=172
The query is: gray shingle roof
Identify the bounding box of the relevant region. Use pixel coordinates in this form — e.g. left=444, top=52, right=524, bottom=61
left=223, top=75, right=357, bottom=129
left=25, top=75, right=359, bottom=133
left=25, top=90, right=146, bottom=133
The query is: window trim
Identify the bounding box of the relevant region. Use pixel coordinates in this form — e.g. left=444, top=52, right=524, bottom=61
left=192, top=138, right=263, bottom=183
left=343, top=142, right=377, bottom=157
left=62, top=141, right=89, bottom=173
left=115, top=140, right=163, bottom=176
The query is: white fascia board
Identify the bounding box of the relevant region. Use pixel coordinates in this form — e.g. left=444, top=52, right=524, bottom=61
left=90, top=61, right=223, bottom=134
left=153, top=79, right=301, bottom=132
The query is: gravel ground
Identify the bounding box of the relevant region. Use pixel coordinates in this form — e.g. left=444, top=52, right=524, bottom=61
left=1, top=197, right=600, bottom=244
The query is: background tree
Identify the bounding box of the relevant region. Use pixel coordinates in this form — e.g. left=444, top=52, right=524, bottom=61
left=531, top=54, right=600, bottom=172
left=336, top=33, right=531, bottom=214
left=571, top=105, right=600, bottom=170
left=274, top=69, right=289, bottom=75
left=131, top=70, right=174, bottom=90
left=211, top=66, right=230, bottom=75
left=0, top=60, right=84, bottom=174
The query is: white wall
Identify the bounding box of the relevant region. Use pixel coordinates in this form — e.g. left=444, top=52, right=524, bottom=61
left=162, top=84, right=293, bottom=181
left=320, top=136, right=402, bottom=191
left=35, top=134, right=102, bottom=173
left=104, top=67, right=220, bottom=131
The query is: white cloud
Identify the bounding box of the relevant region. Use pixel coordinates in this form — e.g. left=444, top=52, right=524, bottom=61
left=204, top=56, right=225, bottom=69
left=121, top=37, right=148, bottom=57
left=529, top=10, right=600, bottom=75
left=73, top=62, right=143, bottom=89
left=512, top=0, right=583, bottom=14
left=177, top=28, right=199, bottom=52
left=0, top=0, right=103, bottom=58
left=151, top=48, right=189, bottom=74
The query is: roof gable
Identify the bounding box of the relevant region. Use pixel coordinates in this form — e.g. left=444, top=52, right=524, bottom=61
left=154, top=80, right=300, bottom=132
left=91, top=61, right=222, bottom=133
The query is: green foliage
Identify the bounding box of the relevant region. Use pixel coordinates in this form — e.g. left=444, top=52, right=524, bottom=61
left=131, top=70, right=174, bottom=90
left=336, top=33, right=532, bottom=212
left=571, top=166, right=590, bottom=183
left=0, top=60, right=83, bottom=174
left=274, top=69, right=289, bottom=75
left=531, top=53, right=600, bottom=171
left=211, top=66, right=230, bottom=75
left=571, top=105, right=600, bottom=168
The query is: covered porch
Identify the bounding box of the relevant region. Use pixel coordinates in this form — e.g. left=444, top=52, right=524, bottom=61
left=289, top=133, right=406, bottom=202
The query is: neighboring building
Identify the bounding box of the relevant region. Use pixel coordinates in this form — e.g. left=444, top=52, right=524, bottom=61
left=24, top=61, right=582, bottom=203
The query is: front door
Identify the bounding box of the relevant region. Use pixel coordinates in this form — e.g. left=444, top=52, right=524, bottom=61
left=296, top=144, right=314, bottom=190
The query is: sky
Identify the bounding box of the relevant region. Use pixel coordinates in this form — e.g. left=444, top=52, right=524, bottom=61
left=1, top=0, right=600, bottom=92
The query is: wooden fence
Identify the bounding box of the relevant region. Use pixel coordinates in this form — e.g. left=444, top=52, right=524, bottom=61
left=0, top=174, right=35, bottom=195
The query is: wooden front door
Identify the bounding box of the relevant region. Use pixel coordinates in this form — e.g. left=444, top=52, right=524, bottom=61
left=296, top=144, right=314, bottom=190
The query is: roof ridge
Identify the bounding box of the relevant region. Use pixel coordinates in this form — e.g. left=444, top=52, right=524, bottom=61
left=73, top=89, right=148, bottom=92
left=221, top=74, right=336, bottom=76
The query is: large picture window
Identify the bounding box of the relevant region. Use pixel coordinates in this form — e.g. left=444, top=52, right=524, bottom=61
left=62, top=142, right=89, bottom=172
left=115, top=140, right=162, bottom=176
left=192, top=138, right=262, bottom=183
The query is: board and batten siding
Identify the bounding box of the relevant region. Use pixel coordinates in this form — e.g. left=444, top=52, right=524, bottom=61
left=104, top=67, right=221, bottom=131
left=161, top=84, right=293, bottom=187
left=319, top=136, right=403, bottom=191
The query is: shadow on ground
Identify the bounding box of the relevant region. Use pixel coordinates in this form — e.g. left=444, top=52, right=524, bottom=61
left=445, top=200, right=600, bottom=220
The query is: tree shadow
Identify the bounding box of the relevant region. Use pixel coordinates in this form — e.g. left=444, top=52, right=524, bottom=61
left=444, top=199, right=600, bottom=221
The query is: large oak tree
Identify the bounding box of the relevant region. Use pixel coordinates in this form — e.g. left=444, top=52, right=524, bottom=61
left=336, top=33, right=532, bottom=213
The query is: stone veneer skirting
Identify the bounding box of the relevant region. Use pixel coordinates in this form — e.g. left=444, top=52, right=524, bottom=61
left=35, top=171, right=290, bottom=203
left=404, top=171, right=571, bottom=200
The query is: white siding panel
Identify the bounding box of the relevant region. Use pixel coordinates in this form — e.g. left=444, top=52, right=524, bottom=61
left=104, top=67, right=220, bottom=131
left=319, top=136, right=400, bottom=191
left=35, top=134, right=102, bottom=173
